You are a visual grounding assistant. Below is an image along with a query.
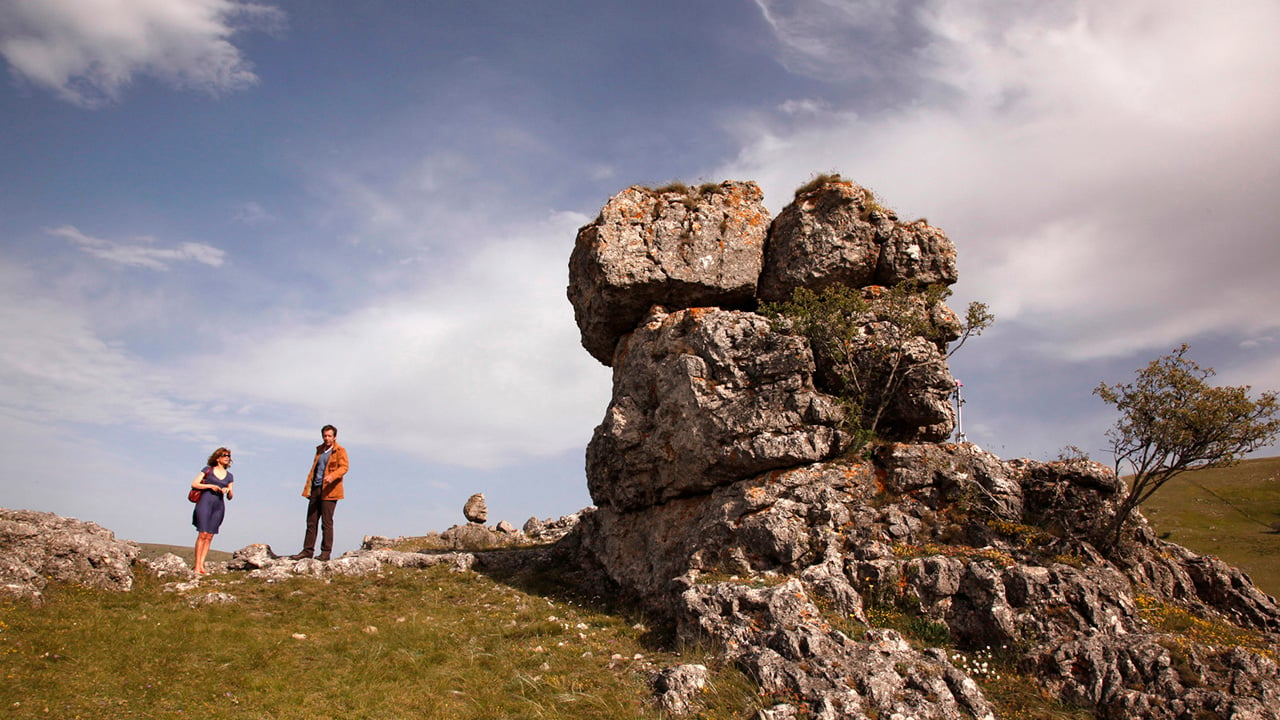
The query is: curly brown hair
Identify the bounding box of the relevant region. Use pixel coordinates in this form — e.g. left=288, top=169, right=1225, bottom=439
left=206, top=447, right=231, bottom=467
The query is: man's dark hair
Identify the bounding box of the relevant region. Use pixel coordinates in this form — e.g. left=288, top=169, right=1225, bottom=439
left=322, top=424, right=337, bottom=436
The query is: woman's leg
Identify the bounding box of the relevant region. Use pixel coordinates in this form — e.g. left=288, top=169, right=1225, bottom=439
left=195, top=532, right=211, bottom=573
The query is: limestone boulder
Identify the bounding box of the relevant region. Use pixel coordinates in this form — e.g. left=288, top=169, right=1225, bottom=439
left=0, top=508, right=138, bottom=603
left=227, top=543, right=282, bottom=570
left=568, top=181, right=769, bottom=365
left=440, top=522, right=507, bottom=550
left=586, top=306, right=848, bottom=511
left=651, top=664, right=710, bottom=717
left=522, top=510, right=586, bottom=543
left=839, top=329, right=957, bottom=442
left=138, top=552, right=195, bottom=579
left=758, top=178, right=957, bottom=303
left=573, top=460, right=880, bottom=618
left=463, top=493, right=488, bottom=523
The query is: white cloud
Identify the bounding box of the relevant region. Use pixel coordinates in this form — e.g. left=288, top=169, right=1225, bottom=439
left=728, top=0, right=1280, bottom=362
left=0, top=259, right=211, bottom=435
left=49, top=225, right=225, bottom=270
left=0, top=0, right=282, bottom=106
left=0, top=201, right=611, bottom=536
left=193, top=210, right=613, bottom=470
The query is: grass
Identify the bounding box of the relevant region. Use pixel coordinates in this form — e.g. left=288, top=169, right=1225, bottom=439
left=1, top=562, right=761, bottom=720
left=1139, top=455, right=1280, bottom=597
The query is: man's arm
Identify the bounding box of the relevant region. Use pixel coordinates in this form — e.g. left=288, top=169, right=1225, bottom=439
left=323, top=447, right=350, bottom=483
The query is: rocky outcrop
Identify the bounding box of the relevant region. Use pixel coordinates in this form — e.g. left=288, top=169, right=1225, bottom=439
left=568, top=181, right=770, bottom=365
left=137, top=552, right=197, bottom=580
left=571, top=437, right=1280, bottom=718
left=683, top=580, right=994, bottom=720
left=0, top=508, right=139, bottom=603
left=224, top=543, right=477, bottom=581
left=565, top=175, right=1280, bottom=719
left=522, top=510, right=586, bottom=543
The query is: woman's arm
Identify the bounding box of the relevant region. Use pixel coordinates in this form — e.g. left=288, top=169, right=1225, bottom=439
left=190, top=470, right=221, bottom=492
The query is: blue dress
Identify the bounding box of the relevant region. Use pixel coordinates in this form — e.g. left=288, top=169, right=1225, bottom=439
left=192, top=467, right=233, bottom=534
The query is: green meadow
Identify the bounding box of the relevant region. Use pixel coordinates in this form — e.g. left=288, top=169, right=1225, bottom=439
left=1140, top=455, right=1280, bottom=598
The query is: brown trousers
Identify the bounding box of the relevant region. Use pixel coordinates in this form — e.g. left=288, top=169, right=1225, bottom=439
left=302, top=495, right=338, bottom=555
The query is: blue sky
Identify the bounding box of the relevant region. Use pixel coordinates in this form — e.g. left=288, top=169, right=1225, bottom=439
left=2, top=0, right=1278, bottom=554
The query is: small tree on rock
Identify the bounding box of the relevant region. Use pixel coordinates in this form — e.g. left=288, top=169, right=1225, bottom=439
left=1094, top=344, right=1280, bottom=551
left=763, top=282, right=992, bottom=444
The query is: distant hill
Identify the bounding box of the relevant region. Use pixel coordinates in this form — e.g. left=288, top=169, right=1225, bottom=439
left=136, top=542, right=233, bottom=566
left=1141, top=455, right=1280, bottom=597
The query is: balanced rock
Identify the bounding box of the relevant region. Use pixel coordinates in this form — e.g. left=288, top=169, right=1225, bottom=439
left=463, top=493, right=488, bottom=523
left=568, top=181, right=769, bottom=365
left=757, top=177, right=957, bottom=303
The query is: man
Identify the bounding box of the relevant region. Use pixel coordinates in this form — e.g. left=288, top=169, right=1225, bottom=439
left=289, top=424, right=349, bottom=561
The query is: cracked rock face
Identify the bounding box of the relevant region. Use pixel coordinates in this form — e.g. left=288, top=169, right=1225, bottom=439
left=586, top=306, right=848, bottom=512
left=682, top=580, right=994, bottom=720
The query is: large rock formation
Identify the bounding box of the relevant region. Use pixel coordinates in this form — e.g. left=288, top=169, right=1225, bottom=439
left=565, top=176, right=1280, bottom=720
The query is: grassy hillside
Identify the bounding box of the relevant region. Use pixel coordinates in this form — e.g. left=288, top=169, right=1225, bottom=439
left=1140, top=455, right=1280, bottom=598
left=1, top=551, right=1108, bottom=719
left=0, top=561, right=759, bottom=720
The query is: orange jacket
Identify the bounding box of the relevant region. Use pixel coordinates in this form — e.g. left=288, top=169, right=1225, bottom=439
left=302, top=442, right=348, bottom=500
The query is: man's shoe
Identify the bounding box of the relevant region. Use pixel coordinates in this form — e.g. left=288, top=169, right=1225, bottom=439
left=289, top=552, right=312, bottom=560
left=317, top=552, right=331, bottom=561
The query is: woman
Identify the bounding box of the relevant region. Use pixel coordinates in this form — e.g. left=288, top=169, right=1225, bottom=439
left=191, top=447, right=234, bottom=574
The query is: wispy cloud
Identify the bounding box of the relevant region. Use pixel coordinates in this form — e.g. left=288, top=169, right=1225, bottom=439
left=0, top=259, right=209, bottom=435
left=49, top=225, right=225, bottom=270
left=752, top=0, right=926, bottom=80
left=0, top=0, right=284, bottom=107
